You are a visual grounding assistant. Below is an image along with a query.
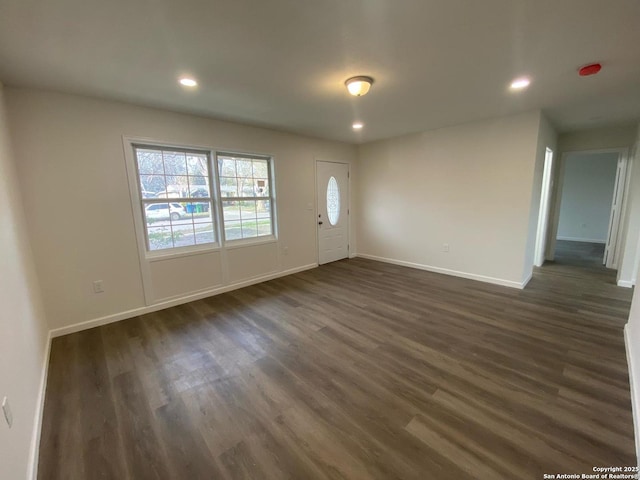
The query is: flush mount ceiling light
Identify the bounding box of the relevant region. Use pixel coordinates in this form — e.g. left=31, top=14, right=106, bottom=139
left=352, top=122, right=364, bottom=130
left=510, top=77, right=531, bottom=90
left=179, top=77, right=198, bottom=87
left=345, top=76, right=374, bottom=96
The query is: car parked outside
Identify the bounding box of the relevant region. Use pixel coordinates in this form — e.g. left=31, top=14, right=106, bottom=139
left=145, top=202, right=186, bottom=221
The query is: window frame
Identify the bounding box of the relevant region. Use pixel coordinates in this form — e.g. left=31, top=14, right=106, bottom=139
left=131, top=142, right=220, bottom=253
left=124, top=138, right=278, bottom=262
left=125, top=140, right=222, bottom=261
left=214, top=151, right=277, bottom=244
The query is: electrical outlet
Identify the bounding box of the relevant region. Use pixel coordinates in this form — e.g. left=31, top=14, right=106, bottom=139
left=2, top=397, right=13, bottom=428
left=443, top=243, right=450, bottom=253
left=93, top=280, right=104, bottom=294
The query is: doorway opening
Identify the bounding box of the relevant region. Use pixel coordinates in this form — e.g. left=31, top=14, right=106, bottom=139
left=548, top=149, right=628, bottom=270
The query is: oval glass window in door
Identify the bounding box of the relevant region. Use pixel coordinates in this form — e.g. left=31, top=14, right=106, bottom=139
left=327, top=176, right=340, bottom=225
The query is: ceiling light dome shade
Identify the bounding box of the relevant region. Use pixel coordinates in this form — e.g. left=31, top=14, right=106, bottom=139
left=179, top=77, right=198, bottom=87
left=345, top=76, right=374, bottom=96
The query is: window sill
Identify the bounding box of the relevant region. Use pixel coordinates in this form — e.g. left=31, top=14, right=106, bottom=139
left=143, top=236, right=278, bottom=262
left=224, top=235, right=277, bottom=250
left=146, top=244, right=221, bottom=262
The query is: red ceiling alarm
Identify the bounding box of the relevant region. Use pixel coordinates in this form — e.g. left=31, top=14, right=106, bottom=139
left=579, top=63, right=602, bottom=76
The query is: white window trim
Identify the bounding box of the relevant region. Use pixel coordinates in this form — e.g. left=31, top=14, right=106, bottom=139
left=125, top=140, right=220, bottom=258
left=124, top=137, right=279, bottom=261
left=215, top=151, right=278, bottom=244
left=224, top=236, right=278, bottom=250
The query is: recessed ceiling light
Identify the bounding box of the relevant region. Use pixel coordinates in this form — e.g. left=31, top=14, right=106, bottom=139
left=179, top=77, right=198, bottom=88
left=510, top=77, right=531, bottom=90
left=352, top=122, right=364, bottom=130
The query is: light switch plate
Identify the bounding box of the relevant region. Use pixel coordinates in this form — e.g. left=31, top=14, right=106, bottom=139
left=93, top=280, right=104, bottom=293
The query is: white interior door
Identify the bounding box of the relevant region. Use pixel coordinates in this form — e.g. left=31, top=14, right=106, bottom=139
left=534, top=148, right=554, bottom=267
left=317, top=161, right=349, bottom=265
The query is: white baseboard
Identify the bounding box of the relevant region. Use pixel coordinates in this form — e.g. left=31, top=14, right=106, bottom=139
left=354, top=253, right=526, bottom=289
left=619, top=279, right=636, bottom=288
left=556, top=236, right=607, bottom=244
left=50, top=263, right=317, bottom=338
left=521, top=271, right=533, bottom=289
left=28, top=330, right=52, bottom=480
left=625, top=324, right=640, bottom=467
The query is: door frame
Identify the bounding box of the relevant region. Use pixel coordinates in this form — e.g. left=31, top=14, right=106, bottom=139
left=314, top=159, right=351, bottom=266
left=546, top=147, right=630, bottom=269
left=604, top=151, right=629, bottom=268
left=534, top=147, right=554, bottom=267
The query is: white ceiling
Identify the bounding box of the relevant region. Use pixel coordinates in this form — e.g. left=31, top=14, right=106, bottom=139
left=0, top=0, right=639, bottom=143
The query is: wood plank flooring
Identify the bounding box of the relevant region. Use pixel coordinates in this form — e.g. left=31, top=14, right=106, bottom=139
left=38, top=257, right=636, bottom=479
left=554, top=239, right=606, bottom=269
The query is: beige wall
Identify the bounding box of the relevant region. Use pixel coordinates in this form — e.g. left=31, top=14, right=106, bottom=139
left=0, top=84, right=49, bottom=479
left=558, top=124, right=638, bottom=152
left=356, top=110, right=542, bottom=287
left=5, top=88, right=357, bottom=332
left=556, top=152, right=619, bottom=242
left=625, top=259, right=640, bottom=461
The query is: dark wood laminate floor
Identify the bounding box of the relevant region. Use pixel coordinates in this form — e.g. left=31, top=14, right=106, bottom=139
left=554, top=240, right=606, bottom=269
left=38, top=258, right=635, bottom=479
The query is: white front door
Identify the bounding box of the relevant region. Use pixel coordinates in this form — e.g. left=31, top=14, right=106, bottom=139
left=317, top=161, right=349, bottom=265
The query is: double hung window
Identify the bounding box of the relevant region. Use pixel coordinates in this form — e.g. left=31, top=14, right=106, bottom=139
left=131, top=143, right=275, bottom=254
